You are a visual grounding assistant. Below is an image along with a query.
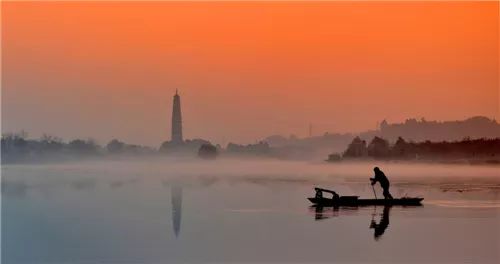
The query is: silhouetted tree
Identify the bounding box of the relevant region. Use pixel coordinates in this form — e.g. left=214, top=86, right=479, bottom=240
left=198, top=144, right=218, bottom=159
left=39, top=134, right=64, bottom=152
left=68, top=139, right=99, bottom=155
left=159, top=138, right=211, bottom=154
left=226, top=141, right=270, bottom=155
left=339, top=136, right=500, bottom=162
left=107, top=139, right=125, bottom=154
left=343, top=137, right=367, bottom=158
left=392, top=137, right=410, bottom=158
left=367, top=137, right=390, bottom=158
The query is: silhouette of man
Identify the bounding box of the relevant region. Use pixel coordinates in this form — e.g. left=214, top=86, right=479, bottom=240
left=370, top=167, right=393, bottom=199
left=370, top=206, right=391, bottom=240
left=315, top=189, right=323, bottom=199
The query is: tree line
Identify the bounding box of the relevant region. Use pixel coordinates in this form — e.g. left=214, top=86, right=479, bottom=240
left=1, top=132, right=273, bottom=163
left=334, top=136, right=500, bottom=162
left=1, top=132, right=156, bottom=163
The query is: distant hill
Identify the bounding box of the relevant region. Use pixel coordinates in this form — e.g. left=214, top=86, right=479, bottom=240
left=263, top=133, right=354, bottom=159
left=263, top=116, right=500, bottom=160
left=361, top=116, right=500, bottom=142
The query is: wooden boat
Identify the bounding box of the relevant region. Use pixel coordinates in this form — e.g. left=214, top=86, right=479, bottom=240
left=308, top=196, right=424, bottom=206
left=308, top=187, right=423, bottom=206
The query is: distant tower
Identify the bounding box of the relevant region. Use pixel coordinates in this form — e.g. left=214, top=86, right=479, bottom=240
left=171, top=90, right=183, bottom=144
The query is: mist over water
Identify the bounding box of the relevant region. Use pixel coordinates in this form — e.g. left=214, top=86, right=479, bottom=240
left=2, top=159, right=500, bottom=263
left=5, top=159, right=498, bottom=201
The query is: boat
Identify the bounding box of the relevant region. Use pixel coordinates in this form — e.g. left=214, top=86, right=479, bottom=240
left=308, top=197, right=423, bottom=206
left=308, top=187, right=423, bottom=206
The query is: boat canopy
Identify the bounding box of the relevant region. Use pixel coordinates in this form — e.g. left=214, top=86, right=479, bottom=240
left=314, top=187, right=338, bottom=195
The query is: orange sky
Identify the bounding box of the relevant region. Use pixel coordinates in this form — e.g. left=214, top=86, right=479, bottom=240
left=2, top=1, right=499, bottom=146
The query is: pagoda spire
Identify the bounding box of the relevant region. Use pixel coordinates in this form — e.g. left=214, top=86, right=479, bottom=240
left=171, top=90, right=183, bottom=144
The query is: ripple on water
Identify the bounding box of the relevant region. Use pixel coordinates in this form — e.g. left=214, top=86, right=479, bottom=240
left=426, top=199, right=500, bottom=208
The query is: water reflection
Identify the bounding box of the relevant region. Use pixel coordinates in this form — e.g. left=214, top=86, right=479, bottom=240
left=109, top=178, right=139, bottom=189
left=310, top=206, right=361, bottom=221
left=70, top=177, right=97, bottom=191
left=370, top=206, right=391, bottom=240
left=313, top=206, right=329, bottom=220
left=171, top=185, right=182, bottom=238
left=312, top=206, right=335, bottom=220
left=310, top=205, right=392, bottom=241
left=1, top=180, right=28, bottom=198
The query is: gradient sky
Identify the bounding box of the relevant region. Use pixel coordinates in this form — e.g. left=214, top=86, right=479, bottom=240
left=2, top=1, right=499, bottom=146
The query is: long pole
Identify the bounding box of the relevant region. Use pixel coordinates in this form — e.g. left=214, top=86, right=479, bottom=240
left=371, top=184, right=378, bottom=200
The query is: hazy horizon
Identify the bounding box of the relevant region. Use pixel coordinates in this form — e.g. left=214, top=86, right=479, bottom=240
left=2, top=1, right=499, bottom=146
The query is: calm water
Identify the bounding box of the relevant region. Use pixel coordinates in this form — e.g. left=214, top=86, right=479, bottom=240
left=2, top=160, right=500, bottom=263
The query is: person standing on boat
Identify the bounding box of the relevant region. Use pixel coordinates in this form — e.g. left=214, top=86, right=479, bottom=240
left=370, top=167, right=393, bottom=199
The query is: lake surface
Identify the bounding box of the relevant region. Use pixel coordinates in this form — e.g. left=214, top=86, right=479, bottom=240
left=2, top=159, right=500, bottom=263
